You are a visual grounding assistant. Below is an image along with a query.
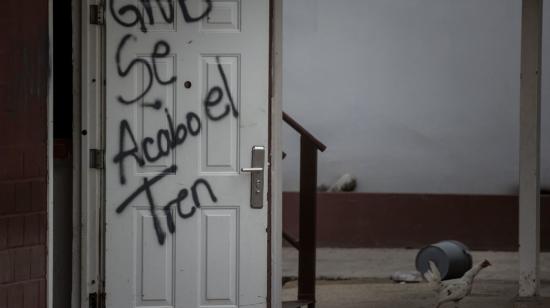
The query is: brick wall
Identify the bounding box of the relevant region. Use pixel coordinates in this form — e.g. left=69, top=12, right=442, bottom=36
left=0, top=0, right=49, bottom=307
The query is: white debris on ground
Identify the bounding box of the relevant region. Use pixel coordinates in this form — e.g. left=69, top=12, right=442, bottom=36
left=391, top=271, right=424, bottom=283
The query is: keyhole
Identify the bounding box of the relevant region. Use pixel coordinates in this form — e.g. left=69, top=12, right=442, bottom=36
left=184, top=81, right=192, bottom=89
left=255, top=179, right=262, bottom=193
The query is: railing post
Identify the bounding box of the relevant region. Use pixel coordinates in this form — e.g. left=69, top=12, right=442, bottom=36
left=297, top=136, right=317, bottom=308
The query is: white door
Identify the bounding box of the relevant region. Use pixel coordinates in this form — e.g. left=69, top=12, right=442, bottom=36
left=104, top=1, right=269, bottom=307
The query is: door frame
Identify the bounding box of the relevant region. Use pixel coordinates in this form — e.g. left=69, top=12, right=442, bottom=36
left=79, top=0, right=106, bottom=307
left=77, top=1, right=284, bottom=307
left=47, top=0, right=53, bottom=306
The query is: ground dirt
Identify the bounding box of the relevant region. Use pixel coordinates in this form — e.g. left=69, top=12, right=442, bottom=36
left=282, top=248, right=550, bottom=307
left=282, top=279, right=550, bottom=308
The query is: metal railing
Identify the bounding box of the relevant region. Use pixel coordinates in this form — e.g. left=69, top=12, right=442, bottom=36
left=282, top=112, right=326, bottom=308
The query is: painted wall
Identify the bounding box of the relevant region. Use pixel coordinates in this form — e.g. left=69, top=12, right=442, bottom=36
left=282, top=0, right=550, bottom=194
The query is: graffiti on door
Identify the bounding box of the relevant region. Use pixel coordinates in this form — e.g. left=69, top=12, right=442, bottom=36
left=110, top=0, right=236, bottom=245
left=110, top=0, right=213, bottom=33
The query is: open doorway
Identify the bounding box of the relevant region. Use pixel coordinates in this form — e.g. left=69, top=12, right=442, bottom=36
left=279, top=1, right=550, bottom=307
left=52, top=0, right=75, bottom=307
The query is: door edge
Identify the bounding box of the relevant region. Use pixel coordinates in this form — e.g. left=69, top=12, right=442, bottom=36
left=80, top=0, right=106, bottom=307
left=269, top=0, right=283, bottom=307
left=47, top=0, right=54, bottom=306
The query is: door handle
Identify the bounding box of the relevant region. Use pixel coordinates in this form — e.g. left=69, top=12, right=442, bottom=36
left=241, top=167, right=263, bottom=172
left=241, top=146, right=265, bottom=209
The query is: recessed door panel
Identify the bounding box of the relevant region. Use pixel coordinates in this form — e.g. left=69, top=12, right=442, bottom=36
left=136, top=54, right=177, bottom=174
left=201, top=56, right=240, bottom=173
left=200, top=0, right=241, bottom=32
left=200, top=208, right=238, bottom=306
left=135, top=209, right=174, bottom=307
left=105, top=1, right=269, bottom=307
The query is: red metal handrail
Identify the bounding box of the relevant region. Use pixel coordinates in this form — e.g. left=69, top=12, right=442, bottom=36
left=282, top=112, right=326, bottom=308
left=283, top=112, right=327, bottom=152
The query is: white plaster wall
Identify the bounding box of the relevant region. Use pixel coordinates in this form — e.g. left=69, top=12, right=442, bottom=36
left=282, top=0, right=550, bottom=194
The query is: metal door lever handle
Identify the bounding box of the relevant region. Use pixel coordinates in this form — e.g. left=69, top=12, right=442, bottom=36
left=243, top=146, right=265, bottom=209
left=241, top=167, right=263, bottom=172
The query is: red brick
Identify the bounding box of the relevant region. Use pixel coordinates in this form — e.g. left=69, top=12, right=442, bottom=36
left=0, top=113, right=26, bottom=147
left=15, top=182, right=32, bottom=214
left=23, top=280, right=40, bottom=308
left=7, top=216, right=24, bottom=247
left=0, top=148, right=23, bottom=180
left=7, top=284, right=23, bottom=308
left=0, top=286, right=7, bottom=308
left=0, top=0, right=50, bottom=306
left=0, top=183, right=15, bottom=215
left=0, top=113, right=14, bottom=145
left=38, top=279, right=46, bottom=308
left=26, top=111, right=46, bottom=143
left=0, top=53, right=9, bottom=83
left=24, top=214, right=43, bottom=245
left=29, top=246, right=45, bottom=279
left=6, top=112, right=27, bottom=145
left=23, top=145, right=46, bottom=178
left=0, top=218, right=7, bottom=249
left=0, top=250, right=13, bottom=284
left=26, top=100, right=43, bottom=115
left=12, top=247, right=31, bottom=282
left=39, top=215, right=46, bottom=244
left=0, top=86, right=7, bottom=110
left=31, top=181, right=46, bottom=211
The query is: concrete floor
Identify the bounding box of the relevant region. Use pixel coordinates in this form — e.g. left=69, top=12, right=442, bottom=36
left=282, top=248, right=550, bottom=307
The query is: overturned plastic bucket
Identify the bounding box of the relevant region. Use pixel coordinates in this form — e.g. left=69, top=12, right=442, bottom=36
left=415, top=240, right=472, bottom=280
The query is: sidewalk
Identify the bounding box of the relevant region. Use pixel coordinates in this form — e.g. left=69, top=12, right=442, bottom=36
left=282, top=248, right=550, bottom=307
left=283, top=248, right=550, bottom=281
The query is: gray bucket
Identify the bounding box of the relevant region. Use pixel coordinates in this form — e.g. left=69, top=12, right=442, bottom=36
left=415, top=240, right=472, bottom=280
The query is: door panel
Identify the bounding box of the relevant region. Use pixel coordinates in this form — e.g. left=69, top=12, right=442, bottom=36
left=136, top=54, right=176, bottom=173
left=105, top=1, right=269, bottom=307
left=201, top=56, right=239, bottom=173
left=201, top=207, right=238, bottom=305
left=136, top=208, right=174, bottom=307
